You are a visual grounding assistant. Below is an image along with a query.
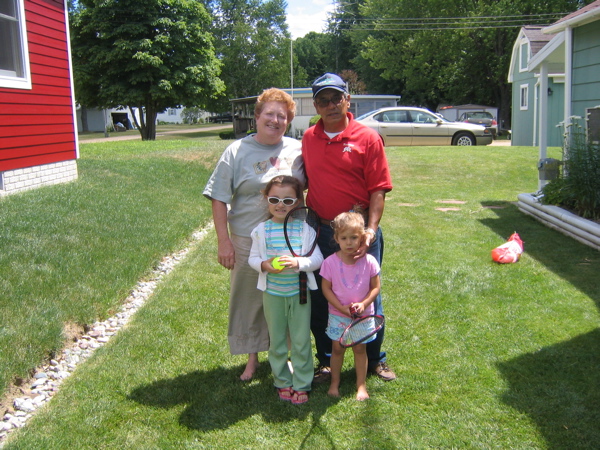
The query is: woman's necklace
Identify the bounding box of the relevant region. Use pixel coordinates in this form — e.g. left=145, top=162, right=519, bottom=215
left=338, top=255, right=360, bottom=289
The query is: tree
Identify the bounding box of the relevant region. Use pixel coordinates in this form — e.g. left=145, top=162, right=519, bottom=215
left=324, top=0, right=399, bottom=95
left=70, top=0, right=224, bottom=140
left=202, top=0, right=291, bottom=110
left=181, top=107, right=204, bottom=124
left=340, top=70, right=366, bottom=94
left=347, top=0, right=588, bottom=124
left=293, top=32, right=336, bottom=84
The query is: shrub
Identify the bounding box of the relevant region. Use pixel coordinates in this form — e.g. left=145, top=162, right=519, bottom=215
left=309, top=115, right=321, bottom=127
left=541, top=117, right=600, bottom=220
left=219, top=130, right=236, bottom=140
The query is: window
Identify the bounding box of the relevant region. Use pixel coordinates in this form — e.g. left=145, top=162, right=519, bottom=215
left=587, top=107, right=600, bottom=144
left=412, top=111, right=436, bottom=123
left=0, top=0, right=31, bottom=89
left=520, top=84, right=529, bottom=110
left=519, top=41, right=529, bottom=72
left=376, top=110, right=409, bottom=123
left=299, top=97, right=313, bottom=116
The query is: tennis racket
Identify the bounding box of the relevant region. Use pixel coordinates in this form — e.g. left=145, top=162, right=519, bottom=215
left=339, top=305, right=384, bottom=348
left=283, top=206, right=320, bottom=304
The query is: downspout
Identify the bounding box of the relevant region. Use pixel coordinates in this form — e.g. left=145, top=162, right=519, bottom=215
left=539, top=62, right=549, bottom=160
left=538, top=62, right=549, bottom=191
left=533, top=80, right=538, bottom=146
left=564, top=26, right=573, bottom=156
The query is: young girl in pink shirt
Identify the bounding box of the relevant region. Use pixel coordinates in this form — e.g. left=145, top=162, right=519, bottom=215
left=319, top=211, right=381, bottom=401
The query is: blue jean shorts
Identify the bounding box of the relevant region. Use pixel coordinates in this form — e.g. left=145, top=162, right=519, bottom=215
left=326, top=314, right=376, bottom=344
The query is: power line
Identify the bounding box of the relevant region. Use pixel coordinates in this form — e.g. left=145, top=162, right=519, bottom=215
left=344, top=13, right=564, bottom=22
left=330, top=12, right=567, bottom=31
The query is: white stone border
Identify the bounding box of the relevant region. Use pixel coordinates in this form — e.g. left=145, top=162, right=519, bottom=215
left=517, top=193, right=600, bottom=251
left=0, top=224, right=213, bottom=445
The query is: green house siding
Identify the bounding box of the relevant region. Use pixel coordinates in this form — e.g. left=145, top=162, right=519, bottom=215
left=572, top=22, right=600, bottom=119
left=547, top=81, right=565, bottom=147
left=511, top=71, right=536, bottom=146
left=511, top=74, right=564, bottom=147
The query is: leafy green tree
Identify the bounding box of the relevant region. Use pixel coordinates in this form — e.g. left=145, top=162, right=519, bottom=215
left=324, top=0, right=398, bottom=95
left=293, top=32, right=336, bottom=83
left=180, top=107, right=205, bottom=124
left=350, top=0, right=588, bottom=126
left=70, top=0, right=224, bottom=140
left=202, top=0, right=291, bottom=110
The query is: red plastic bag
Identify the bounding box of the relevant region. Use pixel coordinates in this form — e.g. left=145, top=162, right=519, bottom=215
left=491, top=232, right=523, bottom=263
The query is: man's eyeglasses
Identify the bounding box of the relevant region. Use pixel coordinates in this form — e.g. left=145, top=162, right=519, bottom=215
left=315, top=94, right=345, bottom=108
left=267, top=197, right=298, bottom=206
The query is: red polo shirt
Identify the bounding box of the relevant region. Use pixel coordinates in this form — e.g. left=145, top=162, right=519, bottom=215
left=302, top=113, right=393, bottom=221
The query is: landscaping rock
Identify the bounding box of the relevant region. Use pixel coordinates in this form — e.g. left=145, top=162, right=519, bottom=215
left=0, top=225, right=211, bottom=445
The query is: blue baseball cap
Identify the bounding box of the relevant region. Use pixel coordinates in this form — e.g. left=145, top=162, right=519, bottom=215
left=311, top=73, right=348, bottom=98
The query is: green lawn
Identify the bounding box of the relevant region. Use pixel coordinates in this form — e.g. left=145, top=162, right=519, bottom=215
left=2, top=140, right=600, bottom=449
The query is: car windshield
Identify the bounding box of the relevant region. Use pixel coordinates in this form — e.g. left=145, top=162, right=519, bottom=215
left=356, top=109, right=381, bottom=120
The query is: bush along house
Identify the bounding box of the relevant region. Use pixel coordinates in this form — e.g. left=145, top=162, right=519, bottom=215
left=0, top=0, right=78, bottom=197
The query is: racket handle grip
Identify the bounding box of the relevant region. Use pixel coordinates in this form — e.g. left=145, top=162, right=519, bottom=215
left=299, top=273, right=307, bottom=305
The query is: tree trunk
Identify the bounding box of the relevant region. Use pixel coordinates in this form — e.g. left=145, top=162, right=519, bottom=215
left=80, top=106, right=89, bottom=132
left=141, top=104, right=158, bottom=140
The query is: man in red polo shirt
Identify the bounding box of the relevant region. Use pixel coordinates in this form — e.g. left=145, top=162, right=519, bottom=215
left=302, top=73, right=396, bottom=382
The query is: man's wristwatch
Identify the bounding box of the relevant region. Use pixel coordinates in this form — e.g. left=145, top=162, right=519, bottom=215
left=365, top=227, right=376, bottom=237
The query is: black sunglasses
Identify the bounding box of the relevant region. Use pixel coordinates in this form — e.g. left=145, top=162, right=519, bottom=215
left=315, top=94, right=345, bottom=108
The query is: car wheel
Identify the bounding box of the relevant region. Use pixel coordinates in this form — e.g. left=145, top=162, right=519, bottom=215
left=453, top=132, right=475, bottom=146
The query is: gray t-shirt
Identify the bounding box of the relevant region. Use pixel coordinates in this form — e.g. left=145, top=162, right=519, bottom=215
left=203, top=134, right=305, bottom=237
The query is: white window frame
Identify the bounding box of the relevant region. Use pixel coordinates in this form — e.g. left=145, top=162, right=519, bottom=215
left=586, top=106, right=600, bottom=145
left=0, top=0, right=32, bottom=89
left=519, top=41, right=529, bottom=73
left=520, top=84, right=529, bottom=111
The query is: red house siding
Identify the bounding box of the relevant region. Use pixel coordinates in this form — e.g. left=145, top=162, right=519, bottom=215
left=0, top=0, right=77, bottom=173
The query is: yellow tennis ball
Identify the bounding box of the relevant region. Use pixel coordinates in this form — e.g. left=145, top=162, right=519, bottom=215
left=272, top=257, right=284, bottom=270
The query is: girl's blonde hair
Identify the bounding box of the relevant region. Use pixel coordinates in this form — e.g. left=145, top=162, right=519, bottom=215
left=331, top=211, right=365, bottom=239
left=255, top=88, right=296, bottom=122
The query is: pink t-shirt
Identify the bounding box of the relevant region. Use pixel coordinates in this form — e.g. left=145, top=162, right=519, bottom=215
left=320, top=253, right=380, bottom=317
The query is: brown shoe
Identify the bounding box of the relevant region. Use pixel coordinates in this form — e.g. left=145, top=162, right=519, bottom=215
left=371, top=362, right=396, bottom=381
left=313, top=365, right=331, bottom=384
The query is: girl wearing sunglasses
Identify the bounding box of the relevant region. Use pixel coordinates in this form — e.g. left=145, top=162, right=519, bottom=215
left=249, top=176, right=323, bottom=404
left=203, top=88, right=305, bottom=381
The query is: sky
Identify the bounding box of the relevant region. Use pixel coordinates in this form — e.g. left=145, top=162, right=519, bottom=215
left=286, top=0, right=335, bottom=39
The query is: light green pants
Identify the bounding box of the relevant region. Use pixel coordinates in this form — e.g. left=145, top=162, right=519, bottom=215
left=262, top=291, right=312, bottom=392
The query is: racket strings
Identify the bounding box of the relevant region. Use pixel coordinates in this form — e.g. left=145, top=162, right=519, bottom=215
left=341, top=316, right=384, bottom=347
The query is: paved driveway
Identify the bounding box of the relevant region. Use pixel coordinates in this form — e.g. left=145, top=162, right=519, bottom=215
left=80, top=124, right=231, bottom=144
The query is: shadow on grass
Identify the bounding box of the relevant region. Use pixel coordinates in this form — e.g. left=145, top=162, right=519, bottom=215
left=479, top=200, right=599, bottom=306
left=128, top=363, right=338, bottom=445
left=156, top=130, right=232, bottom=140
left=496, top=329, right=600, bottom=448
left=481, top=201, right=600, bottom=447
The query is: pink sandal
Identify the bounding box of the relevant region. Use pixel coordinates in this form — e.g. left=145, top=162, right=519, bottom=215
left=292, top=390, right=309, bottom=405
left=277, top=387, right=293, bottom=402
